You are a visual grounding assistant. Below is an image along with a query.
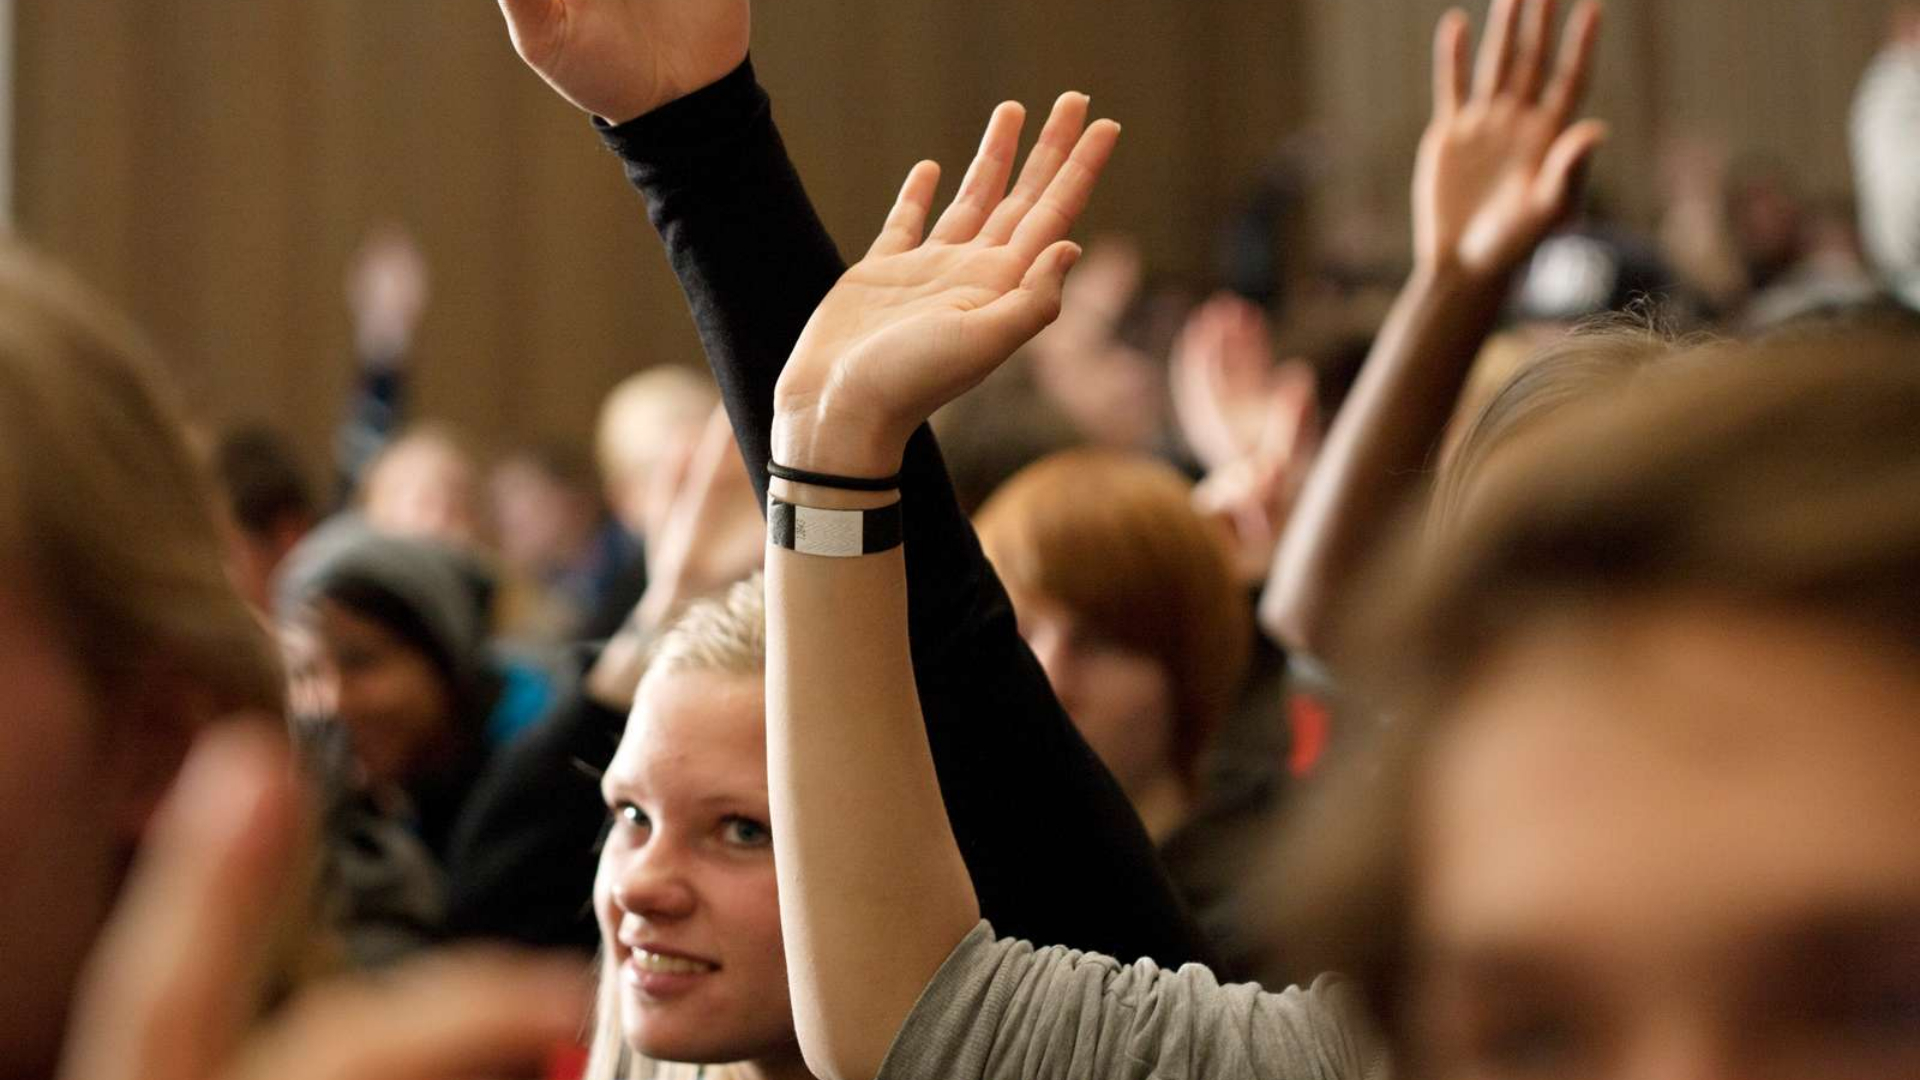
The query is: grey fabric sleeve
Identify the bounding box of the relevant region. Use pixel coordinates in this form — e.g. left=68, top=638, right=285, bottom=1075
left=876, top=921, right=1388, bottom=1080
left=1853, top=45, right=1920, bottom=308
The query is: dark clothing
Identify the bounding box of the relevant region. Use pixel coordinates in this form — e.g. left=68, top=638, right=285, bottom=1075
left=597, top=60, right=1211, bottom=969
left=443, top=660, right=624, bottom=951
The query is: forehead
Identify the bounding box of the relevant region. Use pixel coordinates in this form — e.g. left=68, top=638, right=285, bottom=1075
left=608, top=667, right=768, bottom=797
left=1419, top=602, right=1920, bottom=956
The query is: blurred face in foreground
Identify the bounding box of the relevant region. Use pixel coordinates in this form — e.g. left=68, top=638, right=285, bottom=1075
left=1409, top=599, right=1920, bottom=1080
left=0, top=584, right=116, bottom=1078
left=597, top=667, right=795, bottom=1065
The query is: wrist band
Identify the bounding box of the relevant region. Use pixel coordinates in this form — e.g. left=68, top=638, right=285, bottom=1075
left=767, top=460, right=903, bottom=493
left=768, top=494, right=903, bottom=558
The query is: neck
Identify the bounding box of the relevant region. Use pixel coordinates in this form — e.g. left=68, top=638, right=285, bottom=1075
left=1129, top=769, right=1193, bottom=845
left=716, top=1053, right=818, bottom=1080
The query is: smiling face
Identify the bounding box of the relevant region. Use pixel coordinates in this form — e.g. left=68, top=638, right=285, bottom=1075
left=1408, top=601, right=1920, bottom=1080
left=596, top=666, right=795, bottom=1065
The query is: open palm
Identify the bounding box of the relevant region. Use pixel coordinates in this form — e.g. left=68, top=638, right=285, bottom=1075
left=1416, top=0, right=1606, bottom=278
left=774, top=96, right=1121, bottom=477
left=497, top=0, right=749, bottom=123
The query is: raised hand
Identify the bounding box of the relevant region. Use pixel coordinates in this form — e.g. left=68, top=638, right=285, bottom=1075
left=1415, top=0, right=1606, bottom=279
left=497, top=0, right=750, bottom=124
left=1192, top=361, right=1321, bottom=584
left=345, top=224, right=429, bottom=362
left=772, top=94, right=1121, bottom=478
left=57, top=723, right=586, bottom=1080
left=1170, top=291, right=1287, bottom=472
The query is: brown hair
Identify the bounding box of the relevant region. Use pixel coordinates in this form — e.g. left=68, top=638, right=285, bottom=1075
left=975, top=448, right=1250, bottom=789
left=1429, top=316, right=1692, bottom=533
left=1268, top=328, right=1920, bottom=1045
left=0, top=244, right=283, bottom=716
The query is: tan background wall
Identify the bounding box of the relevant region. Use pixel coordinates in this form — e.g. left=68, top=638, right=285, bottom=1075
left=10, top=0, right=1902, bottom=484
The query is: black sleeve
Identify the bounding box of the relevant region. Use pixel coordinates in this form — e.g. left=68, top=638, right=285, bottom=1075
left=596, top=60, right=1212, bottom=969
left=442, top=685, right=624, bottom=953
left=333, top=359, right=407, bottom=509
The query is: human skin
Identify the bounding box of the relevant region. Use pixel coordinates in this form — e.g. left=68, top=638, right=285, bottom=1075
left=598, top=668, right=806, bottom=1076
left=1410, top=601, right=1920, bottom=1080
left=0, top=583, right=122, bottom=1080
left=1010, top=589, right=1186, bottom=840
left=283, top=599, right=457, bottom=789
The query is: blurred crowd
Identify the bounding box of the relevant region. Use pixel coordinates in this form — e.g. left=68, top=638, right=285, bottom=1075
left=5, top=3, right=1920, bottom=1080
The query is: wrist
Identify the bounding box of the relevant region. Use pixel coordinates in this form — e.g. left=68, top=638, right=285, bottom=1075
left=770, top=406, right=907, bottom=483
left=1410, top=255, right=1510, bottom=299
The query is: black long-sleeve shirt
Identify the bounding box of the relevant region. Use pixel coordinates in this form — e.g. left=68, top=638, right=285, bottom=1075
left=596, top=60, right=1210, bottom=969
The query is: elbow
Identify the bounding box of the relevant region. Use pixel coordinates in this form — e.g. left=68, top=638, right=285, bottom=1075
left=793, top=1008, right=890, bottom=1080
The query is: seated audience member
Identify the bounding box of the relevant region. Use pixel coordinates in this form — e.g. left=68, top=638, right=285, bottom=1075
left=500, top=0, right=1212, bottom=971
left=492, top=440, right=639, bottom=641
left=0, top=242, right=580, bottom=1080
left=1853, top=6, right=1920, bottom=311
left=977, top=449, right=1250, bottom=845
left=213, top=423, right=319, bottom=611
left=277, top=519, right=546, bottom=842
left=359, top=422, right=490, bottom=552
left=591, top=366, right=722, bottom=636
left=975, top=449, right=1279, bottom=977
left=1274, top=331, right=1920, bottom=1080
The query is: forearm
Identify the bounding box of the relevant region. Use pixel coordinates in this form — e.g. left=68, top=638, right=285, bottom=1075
left=1262, top=264, right=1505, bottom=656
left=765, top=477, right=980, bottom=1080
left=609, top=66, right=1206, bottom=967
left=599, top=59, right=844, bottom=509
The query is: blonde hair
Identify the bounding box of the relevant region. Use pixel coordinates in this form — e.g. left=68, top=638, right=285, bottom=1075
left=0, top=243, right=282, bottom=716
left=586, top=574, right=768, bottom=1080
left=976, top=449, right=1250, bottom=790
left=596, top=367, right=718, bottom=487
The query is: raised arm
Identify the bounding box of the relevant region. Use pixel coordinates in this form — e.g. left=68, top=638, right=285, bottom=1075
left=498, top=0, right=1208, bottom=967
left=764, top=104, right=1118, bottom=1080
left=1262, top=0, right=1605, bottom=657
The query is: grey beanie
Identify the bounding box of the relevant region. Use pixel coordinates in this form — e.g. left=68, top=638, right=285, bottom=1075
left=274, top=515, right=485, bottom=683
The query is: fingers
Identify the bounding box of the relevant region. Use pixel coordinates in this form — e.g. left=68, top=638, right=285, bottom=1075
left=1470, top=0, right=1524, bottom=102
left=1511, top=0, right=1557, bottom=102
left=1006, top=119, right=1122, bottom=262
left=232, top=950, right=587, bottom=1080
left=1433, top=9, right=1471, bottom=116
left=867, top=161, right=943, bottom=259
left=966, top=241, right=1084, bottom=362
left=928, top=102, right=1027, bottom=244
left=1540, top=0, right=1603, bottom=127
left=60, top=721, right=304, bottom=1080
left=1534, top=118, right=1610, bottom=214
left=978, top=92, right=1091, bottom=245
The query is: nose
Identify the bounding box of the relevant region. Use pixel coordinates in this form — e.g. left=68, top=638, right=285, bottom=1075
left=608, top=836, right=698, bottom=923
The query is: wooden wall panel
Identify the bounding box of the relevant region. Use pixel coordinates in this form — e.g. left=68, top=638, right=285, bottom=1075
left=10, top=1, right=1900, bottom=483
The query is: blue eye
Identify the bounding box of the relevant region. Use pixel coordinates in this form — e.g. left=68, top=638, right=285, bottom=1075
left=723, top=817, right=771, bottom=848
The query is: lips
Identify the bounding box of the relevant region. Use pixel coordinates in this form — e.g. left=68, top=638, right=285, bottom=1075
left=618, top=940, right=721, bottom=1000
left=627, top=948, right=719, bottom=975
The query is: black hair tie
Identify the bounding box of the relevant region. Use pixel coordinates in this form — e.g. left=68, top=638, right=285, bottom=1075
left=767, top=460, right=903, bottom=493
